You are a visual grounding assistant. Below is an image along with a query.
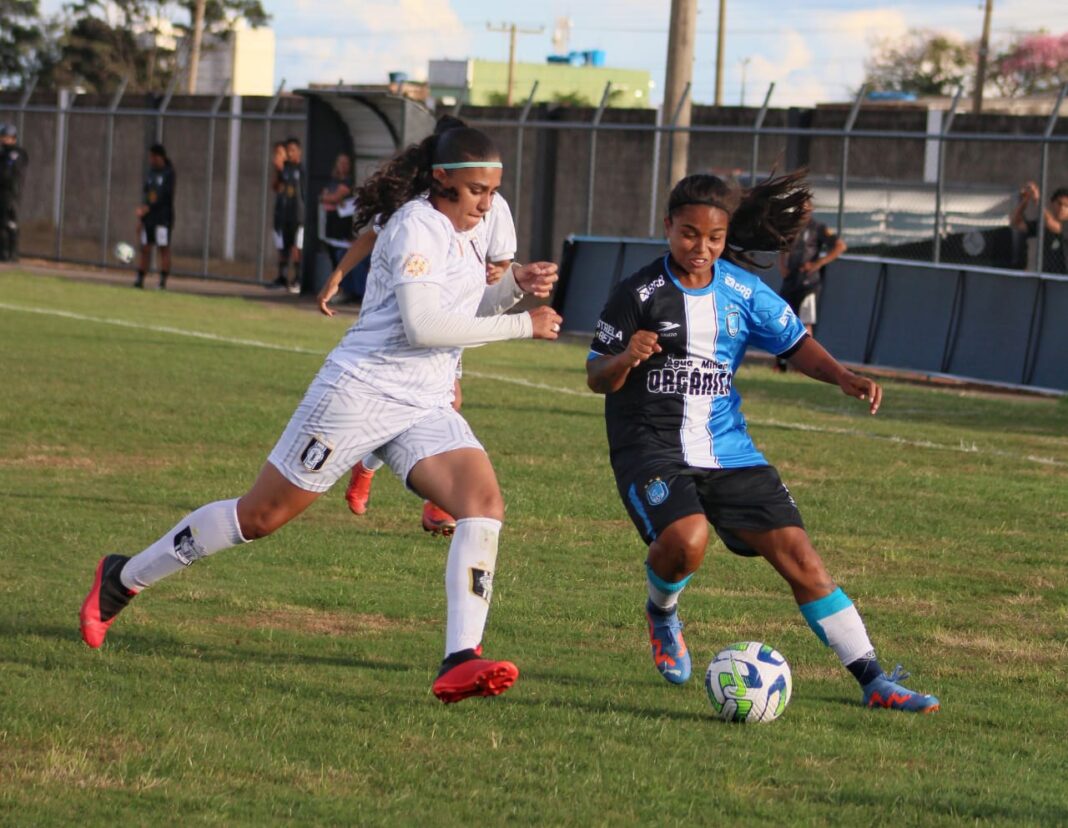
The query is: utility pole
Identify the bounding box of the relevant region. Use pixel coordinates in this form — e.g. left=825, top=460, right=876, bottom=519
left=714, top=0, right=727, bottom=106
left=187, top=0, right=207, bottom=93
left=973, top=0, right=993, bottom=114
left=740, top=56, right=750, bottom=106
left=664, top=0, right=697, bottom=186
left=487, top=22, right=544, bottom=106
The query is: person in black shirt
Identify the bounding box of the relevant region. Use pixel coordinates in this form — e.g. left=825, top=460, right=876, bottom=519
left=134, top=144, right=175, bottom=289
left=1010, top=181, right=1068, bottom=274
left=272, top=136, right=305, bottom=293
left=0, top=123, right=29, bottom=262
left=319, top=152, right=354, bottom=271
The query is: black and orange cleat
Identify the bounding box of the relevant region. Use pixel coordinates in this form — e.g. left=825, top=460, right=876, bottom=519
left=345, top=461, right=377, bottom=516
left=421, top=501, right=457, bottom=536
left=432, top=648, right=519, bottom=704
left=79, top=555, right=136, bottom=648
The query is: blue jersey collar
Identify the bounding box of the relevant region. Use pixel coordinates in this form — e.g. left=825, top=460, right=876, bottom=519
left=663, top=254, right=718, bottom=296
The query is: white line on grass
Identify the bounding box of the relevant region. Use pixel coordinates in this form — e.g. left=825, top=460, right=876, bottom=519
left=2, top=300, right=1064, bottom=468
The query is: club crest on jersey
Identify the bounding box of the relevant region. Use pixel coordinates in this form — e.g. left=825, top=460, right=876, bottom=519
left=300, top=436, right=333, bottom=472
left=726, top=310, right=740, bottom=337
left=173, top=526, right=207, bottom=566
left=645, top=477, right=670, bottom=506
left=403, top=253, right=430, bottom=278
left=470, top=567, right=493, bottom=602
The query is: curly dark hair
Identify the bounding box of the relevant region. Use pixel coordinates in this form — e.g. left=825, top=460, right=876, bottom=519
left=353, top=121, right=500, bottom=233
left=666, top=170, right=811, bottom=267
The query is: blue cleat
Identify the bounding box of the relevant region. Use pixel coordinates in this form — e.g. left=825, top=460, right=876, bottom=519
left=862, top=665, right=940, bottom=713
left=645, top=600, right=691, bottom=684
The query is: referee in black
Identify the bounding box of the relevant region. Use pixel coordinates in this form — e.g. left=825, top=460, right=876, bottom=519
left=0, top=123, right=29, bottom=262
left=135, top=144, right=176, bottom=289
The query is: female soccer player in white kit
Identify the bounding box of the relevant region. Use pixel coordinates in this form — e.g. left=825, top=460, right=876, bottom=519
left=80, top=126, right=563, bottom=704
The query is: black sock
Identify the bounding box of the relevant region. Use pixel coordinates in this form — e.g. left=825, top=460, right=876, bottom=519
left=159, top=270, right=169, bottom=287
left=437, top=647, right=479, bottom=677
left=846, top=651, right=885, bottom=686
left=134, top=270, right=145, bottom=287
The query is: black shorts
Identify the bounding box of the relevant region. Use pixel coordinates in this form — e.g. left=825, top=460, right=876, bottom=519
left=140, top=219, right=172, bottom=248
left=274, top=221, right=302, bottom=252
left=613, top=458, right=804, bottom=556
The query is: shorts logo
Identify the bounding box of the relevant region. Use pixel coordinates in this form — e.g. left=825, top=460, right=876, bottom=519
left=726, top=310, right=740, bottom=337
left=470, top=567, right=493, bottom=603
left=645, top=477, right=670, bottom=506
left=403, top=253, right=430, bottom=278
left=173, top=526, right=207, bottom=566
left=300, top=437, right=333, bottom=472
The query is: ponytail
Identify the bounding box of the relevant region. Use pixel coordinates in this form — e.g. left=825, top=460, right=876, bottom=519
left=667, top=170, right=811, bottom=267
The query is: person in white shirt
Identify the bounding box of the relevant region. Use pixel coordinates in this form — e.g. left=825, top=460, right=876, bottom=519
left=80, top=125, right=563, bottom=705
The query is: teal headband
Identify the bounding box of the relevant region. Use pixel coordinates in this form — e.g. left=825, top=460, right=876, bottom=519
left=431, top=161, right=503, bottom=170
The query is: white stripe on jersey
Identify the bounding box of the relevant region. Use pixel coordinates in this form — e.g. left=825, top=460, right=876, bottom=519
left=681, top=291, right=720, bottom=468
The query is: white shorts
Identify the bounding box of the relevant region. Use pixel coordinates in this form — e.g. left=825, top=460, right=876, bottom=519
left=267, top=360, right=484, bottom=493
left=798, top=292, right=817, bottom=326
left=141, top=224, right=170, bottom=247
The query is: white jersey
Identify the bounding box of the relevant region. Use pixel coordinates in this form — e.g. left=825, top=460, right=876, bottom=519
left=326, top=199, right=487, bottom=408
left=482, top=195, right=517, bottom=263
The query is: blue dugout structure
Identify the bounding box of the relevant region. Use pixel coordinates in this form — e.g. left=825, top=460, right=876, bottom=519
left=554, top=236, right=1068, bottom=394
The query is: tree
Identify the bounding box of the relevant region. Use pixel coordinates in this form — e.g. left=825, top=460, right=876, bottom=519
left=0, top=0, right=57, bottom=88
left=992, top=33, right=1068, bottom=97
left=864, top=29, right=976, bottom=97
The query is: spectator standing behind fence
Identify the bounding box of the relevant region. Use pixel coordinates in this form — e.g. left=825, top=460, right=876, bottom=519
left=1010, top=181, right=1068, bottom=274
left=134, top=144, right=175, bottom=289
left=775, top=196, right=845, bottom=371
left=319, top=152, right=354, bottom=271
left=272, top=137, right=305, bottom=293
left=0, top=124, right=29, bottom=263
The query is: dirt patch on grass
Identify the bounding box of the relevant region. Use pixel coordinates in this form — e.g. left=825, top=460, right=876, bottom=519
left=215, top=606, right=432, bottom=637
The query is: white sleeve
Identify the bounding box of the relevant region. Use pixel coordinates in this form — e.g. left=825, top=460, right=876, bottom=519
left=476, top=265, right=526, bottom=317
left=396, top=281, right=533, bottom=347
left=486, top=196, right=517, bottom=263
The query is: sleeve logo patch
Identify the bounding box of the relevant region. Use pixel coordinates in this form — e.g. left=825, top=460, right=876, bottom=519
left=403, top=253, right=430, bottom=278
left=300, top=437, right=333, bottom=472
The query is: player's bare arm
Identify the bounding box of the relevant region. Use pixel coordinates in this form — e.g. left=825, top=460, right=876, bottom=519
left=788, top=336, right=881, bottom=414
left=318, top=230, right=378, bottom=316
left=586, top=330, right=660, bottom=394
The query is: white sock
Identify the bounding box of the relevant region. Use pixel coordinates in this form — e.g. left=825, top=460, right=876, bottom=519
left=361, top=452, right=385, bottom=472
left=443, top=517, right=501, bottom=657
left=120, top=499, right=249, bottom=591
left=799, top=587, right=875, bottom=666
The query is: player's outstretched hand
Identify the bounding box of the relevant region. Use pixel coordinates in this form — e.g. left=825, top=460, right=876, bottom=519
left=839, top=372, right=882, bottom=415
left=515, top=262, right=559, bottom=298
left=529, top=305, right=563, bottom=340
left=317, top=273, right=342, bottom=317
left=625, top=330, right=661, bottom=367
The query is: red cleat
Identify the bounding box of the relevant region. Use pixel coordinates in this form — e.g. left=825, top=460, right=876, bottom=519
left=80, top=555, right=136, bottom=648
left=421, top=501, right=457, bottom=536
left=432, top=656, right=519, bottom=704
left=345, top=462, right=376, bottom=516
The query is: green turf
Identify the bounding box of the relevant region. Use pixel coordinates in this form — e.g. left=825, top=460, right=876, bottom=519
left=1, top=270, right=1067, bottom=826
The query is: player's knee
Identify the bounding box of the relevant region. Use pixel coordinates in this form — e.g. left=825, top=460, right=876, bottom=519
left=656, top=518, right=708, bottom=576
left=235, top=501, right=285, bottom=540
left=785, top=539, right=833, bottom=590
left=465, top=488, right=504, bottom=523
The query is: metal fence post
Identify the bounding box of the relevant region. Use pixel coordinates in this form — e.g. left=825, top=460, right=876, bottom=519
left=513, top=81, right=538, bottom=228
left=100, top=79, right=128, bottom=266
left=201, top=82, right=230, bottom=277
left=1035, top=82, right=1068, bottom=274
left=16, top=77, right=37, bottom=142
left=749, top=82, right=775, bottom=185
left=256, top=81, right=285, bottom=284
left=586, top=82, right=613, bottom=235
left=835, top=85, right=866, bottom=239
left=648, top=103, right=664, bottom=237
left=932, top=85, right=962, bottom=264
left=664, top=82, right=691, bottom=193
left=54, top=89, right=78, bottom=260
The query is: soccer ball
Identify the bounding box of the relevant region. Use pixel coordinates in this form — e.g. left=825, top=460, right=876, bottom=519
left=113, top=241, right=135, bottom=264
left=705, top=641, right=792, bottom=723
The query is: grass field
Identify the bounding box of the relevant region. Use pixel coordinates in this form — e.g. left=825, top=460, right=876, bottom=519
left=1, top=269, right=1067, bottom=826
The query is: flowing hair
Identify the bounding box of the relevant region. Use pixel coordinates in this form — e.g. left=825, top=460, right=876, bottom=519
left=666, top=170, right=811, bottom=267
left=353, top=121, right=500, bottom=233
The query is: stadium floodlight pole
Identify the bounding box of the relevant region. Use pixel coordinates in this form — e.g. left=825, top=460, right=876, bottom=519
left=586, top=82, right=613, bottom=235
left=663, top=0, right=696, bottom=186
left=256, top=80, right=286, bottom=284
left=714, top=0, right=726, bottom=106
left=16, top=76, right=37, bottom=143
left=932, top=85, right=963, bottom=265
left=749, top=81, right=775, bottom=186
left=201, top=81, right=230, bottom=278
left=663, top=81, right=691, bottom=193
left=487, top=22, right=544, bottom=106
left=973, top=0, right=993, bottom=116
left=835, top=84, right=867, bottom=239
left=100, top=78, right=129, bottom=266
left=513, top=81, right=539, bottom=229
left=1034, top=82, right=1068, bottom=275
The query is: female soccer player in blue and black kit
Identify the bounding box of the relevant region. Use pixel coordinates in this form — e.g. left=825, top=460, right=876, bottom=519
left=586, top=173, right=939, bottom=712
